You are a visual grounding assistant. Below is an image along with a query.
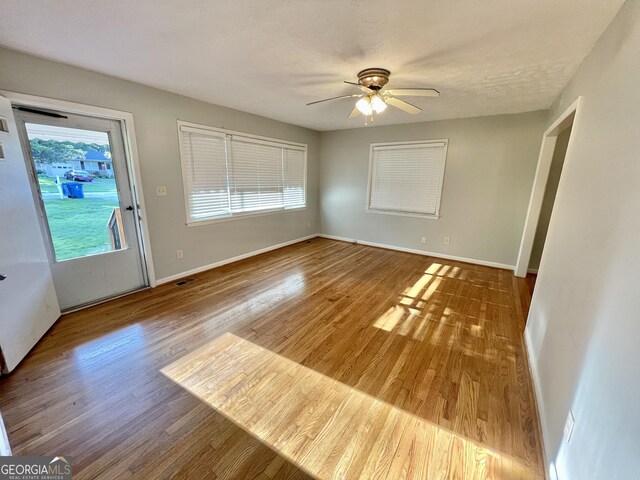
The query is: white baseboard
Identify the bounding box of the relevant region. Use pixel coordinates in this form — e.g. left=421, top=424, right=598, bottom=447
left=528, top=268, right=539, bottom=274
left=524, top=327, right=551, bottom=479
left=156, top=232, right=516, bottom=285
left=318, top=233, right=515, bottom=270
left=156, top=234, right=318, bottom=285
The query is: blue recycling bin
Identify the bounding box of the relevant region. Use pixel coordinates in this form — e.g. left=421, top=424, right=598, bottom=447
left=63, top=182, right=84, bottom=199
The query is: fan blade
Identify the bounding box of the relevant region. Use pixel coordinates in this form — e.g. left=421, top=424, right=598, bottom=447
left=307, top=94, right=359, bottom=106
left=386, top=88, right=440, bottom=97
left=344, top=81, right=374, bottom=93
left=385, top=96, right=422, bottom=114
left=348, top=106, right=361, bottom=118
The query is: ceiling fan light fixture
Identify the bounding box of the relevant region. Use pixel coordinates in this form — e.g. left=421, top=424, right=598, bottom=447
left=307, top=68, right=436, bottom=120
left=371, top=95, right=387, bottom=113
left=356, top=97, right=373, bottom=115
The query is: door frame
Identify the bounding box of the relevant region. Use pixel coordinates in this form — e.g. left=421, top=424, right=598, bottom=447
left=1, top=90, right=157, bottom=287
left=514, top=96, right=583, bottom=277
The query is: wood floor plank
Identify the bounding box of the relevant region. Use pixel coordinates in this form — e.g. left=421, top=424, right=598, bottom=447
left=0, top=238, right=544, bottom=479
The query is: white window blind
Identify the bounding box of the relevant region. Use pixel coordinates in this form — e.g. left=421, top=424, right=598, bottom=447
left=283, top=147, right=306, bottom=207
left=368, top=141, right=447, bottom=217
left=179, top=124, right=306, bottom=224
left=229, top=139, right=283, bottom=213
left=181, top=128, right=230, bottom=220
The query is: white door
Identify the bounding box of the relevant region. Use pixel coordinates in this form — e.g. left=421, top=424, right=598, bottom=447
left=0, top=94, right=60, bottom=373
left=14, top=108, right=148, bottom=310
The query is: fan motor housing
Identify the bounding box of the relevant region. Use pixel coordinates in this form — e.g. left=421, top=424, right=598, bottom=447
left=357, top=68, right=390, bottom=90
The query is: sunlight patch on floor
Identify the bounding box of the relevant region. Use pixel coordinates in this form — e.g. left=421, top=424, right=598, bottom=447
left=373, top=264, right=451, bottom=339
left=161, top=333, right=536, bottom=480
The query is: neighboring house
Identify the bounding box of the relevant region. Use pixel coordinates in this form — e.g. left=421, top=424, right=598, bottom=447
left=39, top=161, right=72, bottom=177
left=36, top=150, right=113, bottom=178
left=73, top=150, right=113, bottom=177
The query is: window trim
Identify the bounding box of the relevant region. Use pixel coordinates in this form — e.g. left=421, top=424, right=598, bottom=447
left=177, top=120, right=307, bottom=226
left=365, top=139, right=449, bottom=220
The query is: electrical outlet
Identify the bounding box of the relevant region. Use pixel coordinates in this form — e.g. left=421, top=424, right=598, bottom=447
left=156, top=185, right=168, bottom=197
left=563, top=410, right=575, bottom=443
left=421, top=236, right=427, bottom=244
left=176, top=249, right=184, bottom=260
left=444, top=236, right=450, bottom=245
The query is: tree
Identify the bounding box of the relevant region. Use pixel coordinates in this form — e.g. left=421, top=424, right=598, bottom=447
left=29, top=139, right=86, bottom=164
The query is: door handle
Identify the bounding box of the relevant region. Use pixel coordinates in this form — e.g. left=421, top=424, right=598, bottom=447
left=125, top=206, right=134, bottom=211
left=0, top=273, right=6, bottom=281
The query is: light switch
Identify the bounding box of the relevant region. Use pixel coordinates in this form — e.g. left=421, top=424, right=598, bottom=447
left=155, top=185, right=167, bottom=197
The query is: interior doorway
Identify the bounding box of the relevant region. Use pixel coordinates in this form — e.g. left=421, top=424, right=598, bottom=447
left=528, top=125, right=572, bottom=272
left=515, top=97, right=581, bottom=281
left=14, top=107, right=149, bottom=311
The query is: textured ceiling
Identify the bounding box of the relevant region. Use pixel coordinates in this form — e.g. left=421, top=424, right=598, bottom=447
left=0, top=0, right=624, bottom=131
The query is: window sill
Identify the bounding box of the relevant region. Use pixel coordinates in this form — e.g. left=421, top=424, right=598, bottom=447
left=187, top=206, right=306, bottom=227
left=365, top=209, right=440, bottom=220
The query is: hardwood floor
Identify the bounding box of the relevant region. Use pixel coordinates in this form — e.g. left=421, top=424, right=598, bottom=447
left=526, top=274, right=537, bottom=298
left=0, top=238, right=544, bottom=479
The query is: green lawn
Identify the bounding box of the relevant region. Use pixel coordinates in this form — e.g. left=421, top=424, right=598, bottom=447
left=38, top=176, right=120, bottom=261
left=38, top=175, right=117, bottom=194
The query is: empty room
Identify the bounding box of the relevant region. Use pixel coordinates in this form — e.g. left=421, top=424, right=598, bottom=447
left=0, top=1, right=638, bottom=479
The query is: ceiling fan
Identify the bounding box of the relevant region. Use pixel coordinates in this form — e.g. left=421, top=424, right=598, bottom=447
left=307, top=68, right=439, bottom=120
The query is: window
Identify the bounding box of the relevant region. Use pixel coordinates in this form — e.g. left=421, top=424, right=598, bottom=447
left=366, top=140, right=448, bottom=218
left=178, top=122, right=306, bottom=225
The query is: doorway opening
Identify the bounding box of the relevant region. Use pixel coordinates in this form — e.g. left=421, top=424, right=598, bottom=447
left=515, top=98, right=581, bottom=293
left=528, top=125, right=572, bottom=272
left=14, top=107, right=149, bottom=311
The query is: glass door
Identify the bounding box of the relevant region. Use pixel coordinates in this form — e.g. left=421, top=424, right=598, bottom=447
left=15, top=108, right=148, bottom=310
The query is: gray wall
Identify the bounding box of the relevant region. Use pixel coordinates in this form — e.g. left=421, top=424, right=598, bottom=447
left=0, top=47, right=320, bottom=281
left=319, top=111, right=548, bottom=267
left=528, top=126, right=571, bottom=270
left=526, top=0, right=640, bottom=478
